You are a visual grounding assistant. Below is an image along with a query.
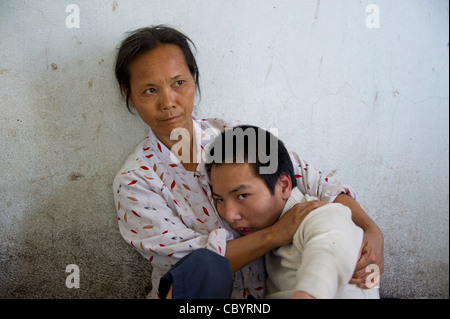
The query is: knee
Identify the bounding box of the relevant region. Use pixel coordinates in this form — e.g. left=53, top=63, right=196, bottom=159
left=167, top=248, right=233, bottom=299
left=189, top=249, right=233, bottom=295
left=191, top=248, right=221, bottom=261
left=190, top=248, right=230, bottom=275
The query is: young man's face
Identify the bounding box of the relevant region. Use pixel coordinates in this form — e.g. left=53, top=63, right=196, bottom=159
left=210, top=163, right=291, bottom=236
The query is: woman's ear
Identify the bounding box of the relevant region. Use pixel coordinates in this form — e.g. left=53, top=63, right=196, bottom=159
left=120, top=84, right=128, bottom=97
left=278, top=173, right=292, bottom=200
left=121, top=85, right=135, bottom=108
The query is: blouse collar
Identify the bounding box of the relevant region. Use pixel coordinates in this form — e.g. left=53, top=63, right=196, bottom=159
left=143, top=117, right=210, bottom=175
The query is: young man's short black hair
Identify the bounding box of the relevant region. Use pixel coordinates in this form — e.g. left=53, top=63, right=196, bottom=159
left=205, top=125, right=297, bottom=194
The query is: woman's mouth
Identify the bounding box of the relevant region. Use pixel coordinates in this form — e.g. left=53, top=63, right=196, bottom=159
left=161, top=115, right=182, bottom=123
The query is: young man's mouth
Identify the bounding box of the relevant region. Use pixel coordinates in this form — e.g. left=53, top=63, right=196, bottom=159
left=236, top=227, right=256, bottom=236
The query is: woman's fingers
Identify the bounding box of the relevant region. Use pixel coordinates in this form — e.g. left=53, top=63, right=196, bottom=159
left=271, top=200, right=326, bottom=246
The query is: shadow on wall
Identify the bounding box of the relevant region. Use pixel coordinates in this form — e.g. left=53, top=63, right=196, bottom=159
left=1, top=174, right=153, bottom=298
left=0, top=37, right=153, bottom=298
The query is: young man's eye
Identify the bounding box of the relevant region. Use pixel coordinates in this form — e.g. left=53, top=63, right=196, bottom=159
left=213, top=197, right=223, bottom=204
left=238, top=194, right=249, bottom=200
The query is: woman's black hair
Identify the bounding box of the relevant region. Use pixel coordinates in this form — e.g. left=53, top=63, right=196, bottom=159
left=114, top=25, right=200, bottom=112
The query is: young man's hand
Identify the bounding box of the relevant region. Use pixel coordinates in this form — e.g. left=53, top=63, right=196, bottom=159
left=291, top=291, right=315, bottom=299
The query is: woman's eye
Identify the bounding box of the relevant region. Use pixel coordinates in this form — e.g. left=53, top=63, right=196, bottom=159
left=213, top=197, right=223, bottom=204
left=174, top=80, right=184, bottom=86
left=144, top=88, right=156, bottom=94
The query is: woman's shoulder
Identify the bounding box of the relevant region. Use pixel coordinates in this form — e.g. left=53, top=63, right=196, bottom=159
left=113, top=136, right=152, bottom=179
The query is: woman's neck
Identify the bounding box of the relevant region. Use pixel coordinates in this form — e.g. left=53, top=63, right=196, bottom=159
left=155, top=124, right=198, bottom=172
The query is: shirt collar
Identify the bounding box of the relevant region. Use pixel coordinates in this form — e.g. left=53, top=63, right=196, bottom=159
left=280, top=187, right=305, bottom=218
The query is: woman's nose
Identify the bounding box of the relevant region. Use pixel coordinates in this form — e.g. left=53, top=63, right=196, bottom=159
left=160, top=88, right=176, bottom=110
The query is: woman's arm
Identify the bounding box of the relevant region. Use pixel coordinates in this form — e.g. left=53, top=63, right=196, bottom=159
left=114, top=169, right=228, bottom=269
left=225, top=200, right=326, bottom=273
left=290, top=152, right=384, bottom=288
left=333, top=194, right=384, bottom=288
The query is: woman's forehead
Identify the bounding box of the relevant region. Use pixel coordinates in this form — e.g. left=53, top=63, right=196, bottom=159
left=129, top=44, right=191, bottom=83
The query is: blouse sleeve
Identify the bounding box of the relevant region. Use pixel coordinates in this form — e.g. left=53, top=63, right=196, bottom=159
left=290, top=151, right=357, bottom=203
left=113, top=168, right=230, bottom=272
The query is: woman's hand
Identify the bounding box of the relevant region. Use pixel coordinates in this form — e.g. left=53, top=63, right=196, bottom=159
left=268, top=200, right=327, bottom=247
left=225, top=200, right=325, bottom=273
left=350, top=225, right=384, bottom=288
left=333, top=193, right=384, bottom=289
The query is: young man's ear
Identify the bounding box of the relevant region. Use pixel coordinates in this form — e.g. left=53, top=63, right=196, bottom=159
left=278, top=173, right=292, bottom=200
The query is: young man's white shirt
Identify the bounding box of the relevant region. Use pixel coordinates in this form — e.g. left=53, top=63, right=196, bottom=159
left=265, top=188, right=380, bottom=299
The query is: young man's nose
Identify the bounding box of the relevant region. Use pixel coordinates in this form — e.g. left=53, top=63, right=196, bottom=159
left=224, top=203, right=242, bottom=224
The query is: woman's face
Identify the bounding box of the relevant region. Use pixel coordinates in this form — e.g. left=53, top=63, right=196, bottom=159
left=126, top=44, right=196, bottom=144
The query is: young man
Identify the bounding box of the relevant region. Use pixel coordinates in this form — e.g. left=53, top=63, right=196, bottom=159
left=205, top=125, right=380, bottom=299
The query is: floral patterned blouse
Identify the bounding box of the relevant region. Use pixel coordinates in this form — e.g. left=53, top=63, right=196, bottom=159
left=113, top=117, right=355, bottom=299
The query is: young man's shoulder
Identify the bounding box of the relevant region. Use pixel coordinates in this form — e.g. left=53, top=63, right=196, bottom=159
left=196, top=117, right=245, bottom=130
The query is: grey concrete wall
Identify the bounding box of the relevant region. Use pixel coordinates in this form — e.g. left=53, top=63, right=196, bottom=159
left=0, top=0, right=448, bottom=298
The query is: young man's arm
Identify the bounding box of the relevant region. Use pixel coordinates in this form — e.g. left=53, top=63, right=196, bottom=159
left=291, top=203, right=363, bottom=298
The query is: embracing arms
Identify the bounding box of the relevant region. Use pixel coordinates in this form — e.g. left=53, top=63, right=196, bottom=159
left=333, top=193, right=384, bottom=288
left=290, top=152, right=384, bottom=290
left=225, top=200, right=326, bottom=273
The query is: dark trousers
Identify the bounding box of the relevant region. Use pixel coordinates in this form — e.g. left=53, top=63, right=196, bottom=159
left=158, top=248, right=233, bottom=299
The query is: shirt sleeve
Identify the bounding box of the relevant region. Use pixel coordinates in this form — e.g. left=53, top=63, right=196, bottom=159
left=113, top=168, right=229, bottom=272
left=293, top=203, right=363, bottom=298
left=290, top=151, right=357, bottom=203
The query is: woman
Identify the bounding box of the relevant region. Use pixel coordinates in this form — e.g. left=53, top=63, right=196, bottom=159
left=113, top=25, right=384, bottom=299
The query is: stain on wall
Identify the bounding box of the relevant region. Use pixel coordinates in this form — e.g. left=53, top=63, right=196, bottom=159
left=0, top=0, right=448, bottom=299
